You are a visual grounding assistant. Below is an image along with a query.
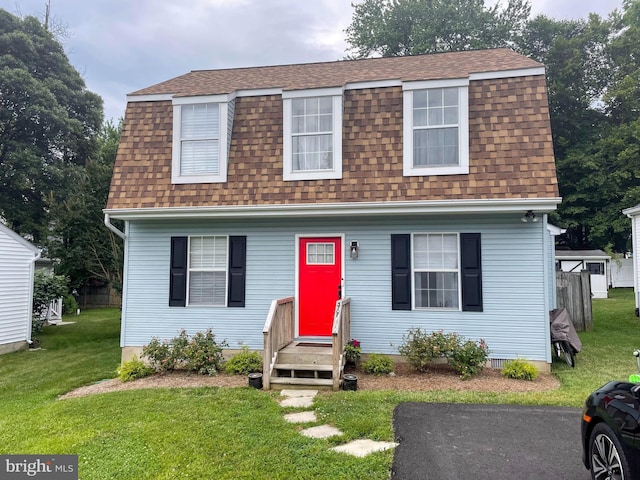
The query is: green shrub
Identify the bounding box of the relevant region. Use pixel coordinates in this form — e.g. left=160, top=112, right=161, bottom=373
left=362, top=353, right=394, bottom=375
left=398, top=328, right=461, bottom=372
left=142, top=329, right=228, bottom=375
left=448, top=339, right=490, bottom=380
left=117, top=355, right=153, bottom=382
left=501, top=359, right=538, bottom=381
left=224, top=346, right=263, bottom=375
left=63, top=294, right=78, bottom=315
left=32, top=270, right=68, bottom=335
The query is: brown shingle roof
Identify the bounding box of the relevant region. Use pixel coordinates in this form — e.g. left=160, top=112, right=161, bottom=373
left=107, top=60, right=559, bottom=212
left=131, top=48, right=542, bottom=97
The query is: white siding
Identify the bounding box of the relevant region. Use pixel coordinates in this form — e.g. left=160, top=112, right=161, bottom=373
left=0, top=226, right=38, bottom=347
left=121, top=214, right=552, bottom=362
left=633, top=215, right=640, bottom=310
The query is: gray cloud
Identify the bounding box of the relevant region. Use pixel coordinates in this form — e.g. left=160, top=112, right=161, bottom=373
left=2, top=0, right=622, bottom=122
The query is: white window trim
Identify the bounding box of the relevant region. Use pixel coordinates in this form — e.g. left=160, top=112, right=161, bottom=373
left=411, top=232, right=462, bottom=311
left=186, top=235, right=228, bottom=307
left=172, top=95, right=232, bottom=184
left=283, top=88, right=343, bottom=181
left=403, top=79, right=469, bottom=177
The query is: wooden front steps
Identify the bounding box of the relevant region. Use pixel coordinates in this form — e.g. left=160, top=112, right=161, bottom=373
left=269, top=343, right=336, bottom=390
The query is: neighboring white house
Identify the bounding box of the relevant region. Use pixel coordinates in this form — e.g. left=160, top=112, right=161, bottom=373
left=0, top=223, right=41, bottom=354
left=555, top=249, right=611, bottom=299
left=623, top=204, right=640, bottom=316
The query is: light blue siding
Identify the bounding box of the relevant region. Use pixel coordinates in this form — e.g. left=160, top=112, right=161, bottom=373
left=121, top=213, right=552, bottom=362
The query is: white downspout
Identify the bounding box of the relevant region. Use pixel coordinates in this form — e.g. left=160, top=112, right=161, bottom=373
left=104, top=213, right=126, bottom=239
left=27, top=249, right=42, bottom=345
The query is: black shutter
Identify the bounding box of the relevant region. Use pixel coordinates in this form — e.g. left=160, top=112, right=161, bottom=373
left=228, top=236, right=246, bottom=307
left=391, top=234, right=411, bottom=310
left=461, top=233, right=483, bottom=312
left=169, top=236, right=188, bottom=307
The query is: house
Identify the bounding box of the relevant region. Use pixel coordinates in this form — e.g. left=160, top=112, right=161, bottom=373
left=555, top=249, right=611, bottom=299
left=623, top=204, right=640, bottom=315
left=105, top=49, right=561, bottom=388
left=0, top=223, right=40, bottom=354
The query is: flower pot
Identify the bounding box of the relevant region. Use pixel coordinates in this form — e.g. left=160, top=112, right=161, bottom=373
left=343, top=373, right=358, bottom=391
left=248, top=372, right=263, bottom=389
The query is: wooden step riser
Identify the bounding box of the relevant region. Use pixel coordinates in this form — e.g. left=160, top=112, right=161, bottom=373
left=277, top=352, right=333, bottom=365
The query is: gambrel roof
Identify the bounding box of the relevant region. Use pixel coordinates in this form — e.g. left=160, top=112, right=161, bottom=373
left=132, top=48, right=542, bottom=97
left=107, top=48, right=559, bottom=215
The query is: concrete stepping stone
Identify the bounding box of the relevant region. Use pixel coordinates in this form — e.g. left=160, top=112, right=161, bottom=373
left=301, top=425, right=343, bottom=439
left=284, top=411, right=317, bottom=423
left=331, top=439, right=399, bottom=457
left=280, top=396, right=314, bottom=408
left=279, top=389, right=317, bottom=408
left=279, top=389, right=318, bottom=398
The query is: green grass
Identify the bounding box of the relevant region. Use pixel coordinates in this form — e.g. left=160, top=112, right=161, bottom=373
left=1, top=291, right=638, bottom=479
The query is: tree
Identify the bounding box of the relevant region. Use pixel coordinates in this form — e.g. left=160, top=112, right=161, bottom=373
left=47, top=121, right=124, bottom=292
left=0, top=9, right=103, bottom=243
left=345, top=0, right=531, bottom=58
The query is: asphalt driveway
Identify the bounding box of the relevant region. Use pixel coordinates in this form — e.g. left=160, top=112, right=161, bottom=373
left=391, top=403, right=587, bottom=480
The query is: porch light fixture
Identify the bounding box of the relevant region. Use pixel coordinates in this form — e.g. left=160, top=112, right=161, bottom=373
left=521, top=210, right=538, bottom=223
left=350, top=241, right=359, bottom=259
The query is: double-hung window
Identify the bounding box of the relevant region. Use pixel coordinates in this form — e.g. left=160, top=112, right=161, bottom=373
left=188, top=236, right=228, bottom=306
left=413, top=233, right=460, bottom=309
left=172, top=95, right=234, bottom=184
left=283, top=88, right=343, bottom=181
left=391, top=232, right=482, bottom=312
left=403, top=79, right=469, bottom=176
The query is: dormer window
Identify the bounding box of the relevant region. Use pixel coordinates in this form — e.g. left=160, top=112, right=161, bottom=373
left=403, top=79, right=469, bottom=176
left=172, top=95, right=234, bottom=184
left=283, top=88, right=343, bottom=181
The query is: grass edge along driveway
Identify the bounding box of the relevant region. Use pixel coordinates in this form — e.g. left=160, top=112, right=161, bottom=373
left=0, top=289, right=638, bottom=479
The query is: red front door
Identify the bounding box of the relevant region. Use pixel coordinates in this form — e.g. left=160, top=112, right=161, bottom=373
left=298, top=237, right=342, bottom=337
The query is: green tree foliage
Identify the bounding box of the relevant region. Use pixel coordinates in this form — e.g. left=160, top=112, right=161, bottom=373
left=32, top=269, right=68, bottom=334
left=345, top=0, right=531, bottom=58
left=47, top=121, right=124, bottom=291
left=345, top=0, right=640, bottom=252
left=0, top=9, right=103, bottom=243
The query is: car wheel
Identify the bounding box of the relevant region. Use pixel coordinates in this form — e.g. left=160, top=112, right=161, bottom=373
left=589, top=422, right=630, bottom=480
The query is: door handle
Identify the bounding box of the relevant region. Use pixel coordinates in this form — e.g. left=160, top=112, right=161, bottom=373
left=337, top=284, right=342, bottom=300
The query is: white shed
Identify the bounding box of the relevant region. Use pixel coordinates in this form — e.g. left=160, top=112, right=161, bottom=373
left=0, top=223, right=40, bottom=354
left=623, top=204, right=640, bottom=316
left=555, top=249, right=611, bottom=299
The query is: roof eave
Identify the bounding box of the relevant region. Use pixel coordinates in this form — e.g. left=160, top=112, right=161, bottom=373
left=104, top=198, right=562, bottom=221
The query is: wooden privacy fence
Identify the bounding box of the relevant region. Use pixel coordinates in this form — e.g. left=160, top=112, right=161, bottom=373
left=556, top=270, right=592, bottom=331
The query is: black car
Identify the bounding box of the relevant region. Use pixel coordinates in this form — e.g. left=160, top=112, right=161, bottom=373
left=581, top=381, right=640, bottom=480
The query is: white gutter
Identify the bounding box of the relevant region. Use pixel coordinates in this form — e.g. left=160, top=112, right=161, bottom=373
left=623, top=204, right=640, bottom=217
left=104, top=213, right=126, bottom=239
left=27, top=249, right=42, bottom=345
left=104, top=197, right=562, bottom=221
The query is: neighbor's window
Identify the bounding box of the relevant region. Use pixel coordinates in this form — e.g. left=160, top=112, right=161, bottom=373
left=413, top=233, right=459, bottom=309
left=283, top=89, right=342, bottom=181
left=172, top=96, right=233, bottom=184
left=586, top=262, right=604, bottom=275
left=188, top=236, right=228, bottom=306
left=403, top=80, right=469, bottom=176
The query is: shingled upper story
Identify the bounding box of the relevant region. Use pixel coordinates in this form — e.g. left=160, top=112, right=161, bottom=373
left=107, top=48, right=559, bottom=213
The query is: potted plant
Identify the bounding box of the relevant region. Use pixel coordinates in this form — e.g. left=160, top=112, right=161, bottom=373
left=345, top=339, right=361, bottom=366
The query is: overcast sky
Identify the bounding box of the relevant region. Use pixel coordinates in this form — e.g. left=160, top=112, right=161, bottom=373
left=1, top=0, right=623, bottom=122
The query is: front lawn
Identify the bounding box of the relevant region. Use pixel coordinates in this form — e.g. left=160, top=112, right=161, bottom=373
left=1, top=290, right=638, bottom=479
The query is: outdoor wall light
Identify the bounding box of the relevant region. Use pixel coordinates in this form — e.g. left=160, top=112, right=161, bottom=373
left=350, top=241, right=359, bottom=259
left=521, top=210, right=539, bottom=223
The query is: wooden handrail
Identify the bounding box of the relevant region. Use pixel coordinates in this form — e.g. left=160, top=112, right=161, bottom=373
left=331, top=297, right=351, bottom=391
left=262, top=297, right=294, bottom=390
